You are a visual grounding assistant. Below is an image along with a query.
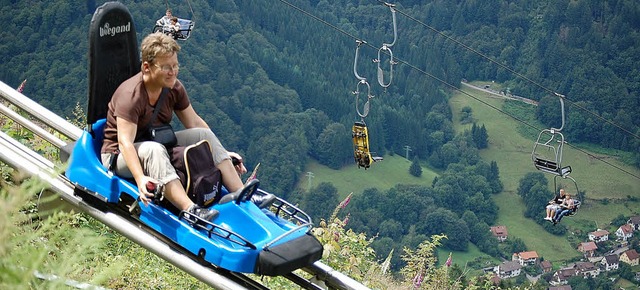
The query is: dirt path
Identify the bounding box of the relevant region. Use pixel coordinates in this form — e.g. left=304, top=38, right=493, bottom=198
left=460, top=81, right=539, bottom=106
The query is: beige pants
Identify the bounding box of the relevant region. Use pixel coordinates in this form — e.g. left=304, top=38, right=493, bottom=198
left=101, top=128, right=230, bottom=184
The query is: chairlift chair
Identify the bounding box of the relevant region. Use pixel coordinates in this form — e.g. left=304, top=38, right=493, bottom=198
left=153, top=0, right=195, bottom=40
left=532, top=93, right=572, bottom=177
left=532, top=129, right=572, bottom=177
left=153, top=18, right=194, bottom=40
left=352, top=121, right=382, bottom=169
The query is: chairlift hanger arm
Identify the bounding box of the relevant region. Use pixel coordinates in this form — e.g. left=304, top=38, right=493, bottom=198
left=353, top=40, right=367, bottom=82
left=382, top=2, right=397, bottom=48
left=352, top=40, right=374, bottom=119
left=372, top=3, right=398, bottom=89
left=552, top=92, right=566, bottom=132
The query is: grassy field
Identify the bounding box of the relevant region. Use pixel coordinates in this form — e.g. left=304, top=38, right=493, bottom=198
left=453, top=82, right=640, bottom=202
left=436, top=243, right=501, bottom=275
left=297, top=154, right=439, bottom=198
left=295, top=81, right=640, bottom=266
left=451, top=82, right=640, bottom=263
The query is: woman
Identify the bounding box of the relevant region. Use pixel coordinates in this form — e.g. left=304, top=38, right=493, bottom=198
left=168, top=17, right=180, bottom=39
left=553, top=193, right=575, bottom=224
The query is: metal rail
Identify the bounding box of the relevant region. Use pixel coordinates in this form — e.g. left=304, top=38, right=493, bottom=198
left=0, top=80, right=370, bottom=290
left=0, top=130, right=257, bottom=289
left=305, top=262, right=371, bottom=290
left=0, top=81, right=82, bottom=141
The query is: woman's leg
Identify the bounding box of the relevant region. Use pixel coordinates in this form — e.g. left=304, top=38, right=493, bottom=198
left=555, top=209, right=569, bottom=223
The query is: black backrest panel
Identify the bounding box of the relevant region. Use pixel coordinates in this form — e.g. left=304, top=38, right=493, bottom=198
left=88, top=1, right=140, bottom=124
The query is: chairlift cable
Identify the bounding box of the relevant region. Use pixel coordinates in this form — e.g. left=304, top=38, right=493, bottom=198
left=395, top=55, right=640, bottom=181
left=274, top=0, right=394, bottom=71
left=387, top=3, right=640, bottom=141
left=271, top=0, right=640, bottom=181
left=185, top=0, right=195, bottom=23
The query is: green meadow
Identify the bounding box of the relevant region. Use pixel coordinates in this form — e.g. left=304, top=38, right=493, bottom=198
left=299, top=154, right=438, bottom=196
left=452, top=82, right=640, bottom=263
left=297, top=81, right=640, bottom=265
left=435, top=243, right=501, bottom=274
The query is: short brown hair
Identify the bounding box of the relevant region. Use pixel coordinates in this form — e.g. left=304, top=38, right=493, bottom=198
left=140, top=32, right=181, bottom=65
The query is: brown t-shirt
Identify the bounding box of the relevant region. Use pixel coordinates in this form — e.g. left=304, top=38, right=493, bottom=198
left=101, top=72, right=190, bottom=153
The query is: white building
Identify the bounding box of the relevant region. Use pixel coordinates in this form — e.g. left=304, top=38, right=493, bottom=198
left=588, top=229, right=609, bottom=243
left=494, top=261, right=522, bottom=279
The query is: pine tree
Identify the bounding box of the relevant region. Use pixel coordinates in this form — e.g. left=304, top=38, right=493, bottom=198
left=471, top=123, right=489, bottom=149
left=409, top=156, right=422, bottom=177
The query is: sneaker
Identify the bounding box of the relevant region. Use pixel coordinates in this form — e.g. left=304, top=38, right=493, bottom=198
left=251, top=193, right=276, bottom=209
left=544, top=217, right=552, bottom=221
left=188, top=204, right=219, bottom=222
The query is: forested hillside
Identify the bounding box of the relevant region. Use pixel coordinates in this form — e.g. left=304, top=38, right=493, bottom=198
left=2, top=0, right=638, bottom=195
left=2, top=0, right=639, bottom=285
left=2, top=0, right=638, bottom=256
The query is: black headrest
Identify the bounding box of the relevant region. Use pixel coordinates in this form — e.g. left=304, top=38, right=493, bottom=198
left=87, top=1, right=140, bottom=124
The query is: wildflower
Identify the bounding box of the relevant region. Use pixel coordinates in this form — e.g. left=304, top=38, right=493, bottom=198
left=17, top=79, right=26, bottom=93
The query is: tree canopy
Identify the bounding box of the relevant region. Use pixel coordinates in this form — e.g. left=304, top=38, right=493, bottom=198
left=2, top=1, right=637, bottom=195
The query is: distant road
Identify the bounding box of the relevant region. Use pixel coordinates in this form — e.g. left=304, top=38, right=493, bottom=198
left=460, top=81, right=539, bottom=106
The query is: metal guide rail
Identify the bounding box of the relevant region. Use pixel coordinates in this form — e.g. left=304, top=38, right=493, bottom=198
left=0, top=81, right=369, bottom=290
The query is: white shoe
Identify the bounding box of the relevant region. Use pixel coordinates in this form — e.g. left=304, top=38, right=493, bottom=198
left=544, top=217, right=552, bottom=221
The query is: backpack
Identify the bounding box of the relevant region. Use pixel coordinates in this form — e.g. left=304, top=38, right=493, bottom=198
left=170, top=140, right=222, bottom=206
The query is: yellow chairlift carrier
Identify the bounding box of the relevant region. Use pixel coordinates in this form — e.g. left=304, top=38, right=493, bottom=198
left=352, top=121, right=382, bottom=169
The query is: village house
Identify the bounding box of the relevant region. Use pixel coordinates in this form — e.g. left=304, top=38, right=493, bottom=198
left=587, top=229, right=609, bottom=243
left=616, top=224, right=634, bottom=241
left=628, top=215, right=640, bottom=231
left=577, top=241, right=598, bottom=258
left=574, top=261, right=600, bottom=278
left=550, top=268, right=578, bottom=286
left=512, top=251, right=539, bottom=266
left=620, top=249, right=639, bottom=266
left=586, top=255, right=603, bottom=264
left=601, top=254, right=619, bottom=271
left=494, top=261, right=522, bottom=279
left=548, top=286, right=572, bottom=290
left=490, top=225, right=508, bottom=242
left=540, top=260, right=553, bottom=273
